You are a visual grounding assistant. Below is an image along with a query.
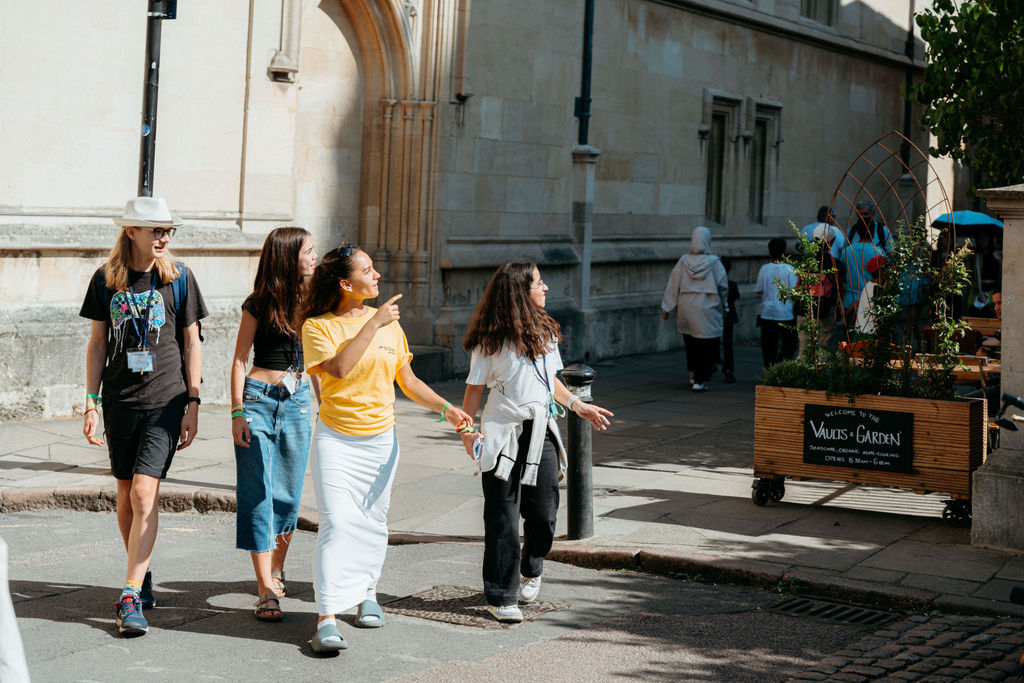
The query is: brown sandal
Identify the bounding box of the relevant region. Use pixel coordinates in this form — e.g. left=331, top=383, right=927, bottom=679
left=270, top=569, right=286, bottom=598
left=255, top=593, right=282, bottom=622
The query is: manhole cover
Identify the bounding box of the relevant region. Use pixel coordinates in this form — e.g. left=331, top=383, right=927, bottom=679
left=768, top=595, right=896, bottom=628
left=382, top=585, right=569, bottom=629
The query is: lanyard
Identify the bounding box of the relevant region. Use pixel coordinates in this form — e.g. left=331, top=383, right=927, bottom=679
left=532, top=355, right=566, bottom=418
left=126, top=272, right=158, bottom=348
left=532, top=356, right=550, bottom=393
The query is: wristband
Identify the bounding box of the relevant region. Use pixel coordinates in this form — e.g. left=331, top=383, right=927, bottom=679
left=231, top=410, right=246, bottom=419
left=459, top=425, right=476, bottom=434
left=86, top=393, right=102, bottom=405
left=567, top=395, right=579, bottom=412
left=435, top=402, right=452, bottom=422
left=231, top=405, right=244, bottom=413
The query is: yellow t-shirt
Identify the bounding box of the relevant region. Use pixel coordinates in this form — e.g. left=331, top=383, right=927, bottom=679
left=302, top=308, right=413, bottom=436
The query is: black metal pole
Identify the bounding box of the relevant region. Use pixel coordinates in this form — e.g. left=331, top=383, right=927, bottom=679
left=138, top=1, right=171, bottom=197
left=900, top=9, right=915, bottom=167
left=575, top=0, right=595, bottom=146
left=561, top=363, right=596, bottom=539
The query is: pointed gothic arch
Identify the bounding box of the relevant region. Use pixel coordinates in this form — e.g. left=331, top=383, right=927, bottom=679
left=318, top=0, right=454, bottom=343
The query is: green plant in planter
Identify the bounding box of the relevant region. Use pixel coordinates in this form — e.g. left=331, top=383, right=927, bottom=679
left=766, top=217, right=971, bottom=401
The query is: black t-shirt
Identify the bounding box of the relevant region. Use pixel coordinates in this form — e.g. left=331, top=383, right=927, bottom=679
left=80, top=265, right=209, bottom=409
left=242, top=299, right=302, bottom=372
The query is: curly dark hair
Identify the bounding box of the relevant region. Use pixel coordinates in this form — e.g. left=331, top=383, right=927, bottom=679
left=301, top=244, right=361, bottom=319
left=463, top=262, right=562, bottom=358
left=244, top=226, right=310, bottom=336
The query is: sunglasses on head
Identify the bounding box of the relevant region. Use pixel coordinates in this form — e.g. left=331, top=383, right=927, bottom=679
left=336, top=243, right=356, bottom=257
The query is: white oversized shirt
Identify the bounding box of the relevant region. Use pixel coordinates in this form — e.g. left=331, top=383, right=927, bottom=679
left=466, top=343, right=568, bottom=483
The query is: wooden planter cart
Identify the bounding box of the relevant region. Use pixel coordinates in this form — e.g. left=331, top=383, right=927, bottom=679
left=753, top=386, right=987, bottom=521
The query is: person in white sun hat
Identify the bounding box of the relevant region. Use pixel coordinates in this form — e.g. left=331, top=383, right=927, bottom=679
left=79, top=196, right=209, bottom=637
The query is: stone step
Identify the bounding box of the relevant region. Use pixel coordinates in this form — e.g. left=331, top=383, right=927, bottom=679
left=410, top=345, right=454, bottom=383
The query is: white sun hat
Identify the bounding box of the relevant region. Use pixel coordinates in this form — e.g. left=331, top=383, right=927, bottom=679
left=112, top=196, right=183, bottom=227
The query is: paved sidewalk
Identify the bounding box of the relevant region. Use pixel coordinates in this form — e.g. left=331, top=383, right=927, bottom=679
left=2, top=345, right=1023, bottom=620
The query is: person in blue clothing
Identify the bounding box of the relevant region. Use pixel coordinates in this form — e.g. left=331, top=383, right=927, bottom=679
left=840, top=207, right=887, bottom=329
left=230, top=227, right=319, bottom=622
left=800, top=206, right=847, bottom=260
left=849, top=201, right=891, bottom=251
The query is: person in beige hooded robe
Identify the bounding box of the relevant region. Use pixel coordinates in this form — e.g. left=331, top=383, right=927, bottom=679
left=661, top=226, right=729, bottom=391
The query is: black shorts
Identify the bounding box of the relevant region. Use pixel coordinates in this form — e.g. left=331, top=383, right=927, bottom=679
left=102, top=397, right=186, bottom=480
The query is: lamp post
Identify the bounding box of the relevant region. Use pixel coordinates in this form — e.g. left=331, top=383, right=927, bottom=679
left=138, top=1, right=177, bottom=197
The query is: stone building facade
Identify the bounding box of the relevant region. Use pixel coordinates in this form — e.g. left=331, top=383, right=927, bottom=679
left=0, top=0, right=935, bottom=418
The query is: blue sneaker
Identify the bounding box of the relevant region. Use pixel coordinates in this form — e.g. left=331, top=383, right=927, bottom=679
left=140, top=570, right=155, bottom=609
left=115, top=593, right=148, bottom=636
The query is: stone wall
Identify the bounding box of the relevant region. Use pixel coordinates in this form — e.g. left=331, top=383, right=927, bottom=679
left=0, top=0, right=940, bottom=417
left=433, top=0, right=927, bottom=373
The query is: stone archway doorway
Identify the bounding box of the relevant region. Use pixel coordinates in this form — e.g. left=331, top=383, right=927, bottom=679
left=295, top=0, right=451, bottom=346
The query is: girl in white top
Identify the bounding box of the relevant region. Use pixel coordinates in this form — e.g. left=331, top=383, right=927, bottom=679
left=460, top=262, right=613, bottom=623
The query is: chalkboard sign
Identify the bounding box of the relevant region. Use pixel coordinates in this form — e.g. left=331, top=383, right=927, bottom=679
left=803, top=404, right=914, bottom=473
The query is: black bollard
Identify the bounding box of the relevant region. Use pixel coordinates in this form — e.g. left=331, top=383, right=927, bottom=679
left=561, top=363, right=596, bottom=540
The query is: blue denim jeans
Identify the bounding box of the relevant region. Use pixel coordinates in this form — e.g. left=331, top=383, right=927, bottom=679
left=234, top=377, right=311, bottom=553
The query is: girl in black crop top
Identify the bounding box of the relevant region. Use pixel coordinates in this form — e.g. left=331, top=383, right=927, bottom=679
left=229, top=227, right=319, bottom=621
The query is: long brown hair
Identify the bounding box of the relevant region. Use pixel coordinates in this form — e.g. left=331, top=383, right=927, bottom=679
left=302, top=244, right=361, bottom=319
left=245, top=226, right=311, bottom=335
left=102, top=227, right=179, bottom=290
left=463, top=262, right=561, bottom=358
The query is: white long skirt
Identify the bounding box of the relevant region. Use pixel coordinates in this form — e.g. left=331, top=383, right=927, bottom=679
left=310, top=419, right=399, bottom=616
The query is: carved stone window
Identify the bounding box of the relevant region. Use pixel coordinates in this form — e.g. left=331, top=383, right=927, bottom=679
left=700, top=90, right=742, bottom=226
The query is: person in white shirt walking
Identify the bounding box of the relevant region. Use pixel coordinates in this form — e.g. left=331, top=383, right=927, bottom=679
left=756, top=238, right=799, bottom=367
left=459, top=262, right=613, bottom=623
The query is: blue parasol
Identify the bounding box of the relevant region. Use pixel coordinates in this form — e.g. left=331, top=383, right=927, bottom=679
left=931, top=210, right=1003, bottom=236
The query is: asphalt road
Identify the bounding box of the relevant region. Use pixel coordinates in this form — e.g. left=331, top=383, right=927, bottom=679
left=3, top=509, right=861, bottom=682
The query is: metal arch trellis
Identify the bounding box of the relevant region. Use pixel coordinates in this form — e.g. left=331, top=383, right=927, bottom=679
left=822, top=130, right=956, bottom=343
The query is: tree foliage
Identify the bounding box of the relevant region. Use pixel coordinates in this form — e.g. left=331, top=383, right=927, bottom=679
left=905, top=0, right=1024, bottom=193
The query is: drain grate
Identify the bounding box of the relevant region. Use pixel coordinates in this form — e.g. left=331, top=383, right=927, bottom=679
left=767, top=595, right=896, bottom=628
left=382, top=585, right=569, bottom=629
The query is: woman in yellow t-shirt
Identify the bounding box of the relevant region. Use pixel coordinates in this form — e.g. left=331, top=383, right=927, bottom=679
left=301, top=245, right=471, bottom=653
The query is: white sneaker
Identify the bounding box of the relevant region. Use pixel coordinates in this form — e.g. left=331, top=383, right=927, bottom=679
left=519, top=575, right=542, bottom=603
left=487, top=604, right=523, bottom=623
left=692, top=383, right=709, bottom=392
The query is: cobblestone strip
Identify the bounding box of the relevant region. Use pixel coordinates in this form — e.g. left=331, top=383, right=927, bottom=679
left=790, top=615, right=1024, bottom=682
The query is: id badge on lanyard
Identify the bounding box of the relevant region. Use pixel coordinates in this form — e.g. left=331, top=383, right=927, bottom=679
left=126, top=273, right=157, bottom=374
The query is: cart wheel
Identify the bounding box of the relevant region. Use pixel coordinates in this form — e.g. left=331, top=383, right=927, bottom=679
left=751, top=479, right=771, bottom=507
left=942, top=500, right=971, bottom=524
left=769, top=478, right=786, bottom=502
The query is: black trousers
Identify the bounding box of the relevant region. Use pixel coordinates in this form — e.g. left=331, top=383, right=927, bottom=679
left=760, top=318, right=797, bottom=367
left=683, top=334, right=719, bottom=383
left=722, top=321, right=735, bottom=373
left=481, top=421, right=559, bottom=607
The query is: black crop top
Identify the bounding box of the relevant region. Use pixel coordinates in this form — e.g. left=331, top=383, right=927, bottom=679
left=244, top=302, right=303, bottom=372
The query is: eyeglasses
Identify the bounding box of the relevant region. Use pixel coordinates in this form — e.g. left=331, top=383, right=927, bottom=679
left=137, top=226, right=177, bottom=240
